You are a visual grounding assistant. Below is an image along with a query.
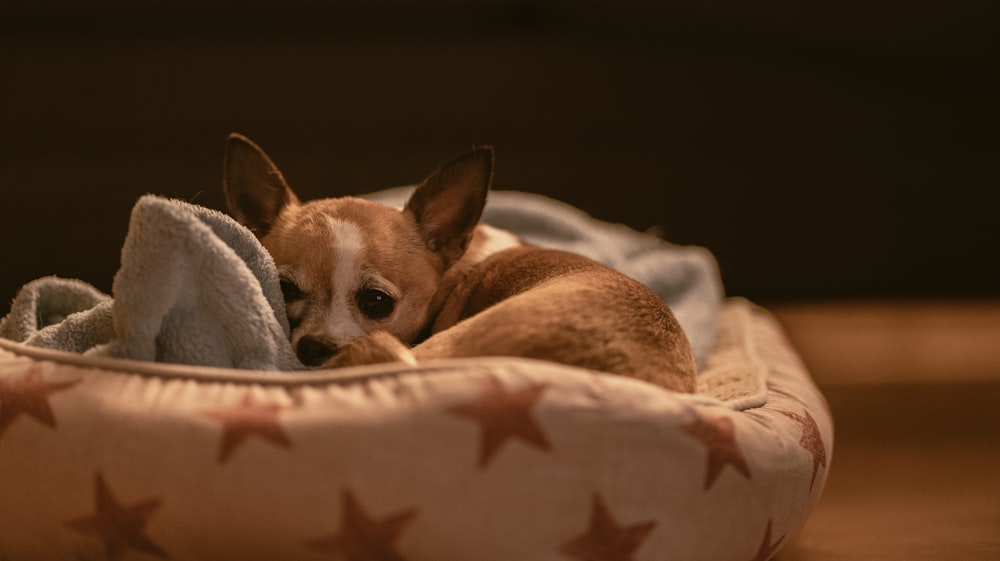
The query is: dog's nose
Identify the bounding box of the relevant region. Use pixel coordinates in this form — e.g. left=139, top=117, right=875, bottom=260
left=297, top=336, right=338, bottom=367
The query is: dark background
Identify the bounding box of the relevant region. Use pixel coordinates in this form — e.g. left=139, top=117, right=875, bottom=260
left=2, top=1, right=997, bottom=310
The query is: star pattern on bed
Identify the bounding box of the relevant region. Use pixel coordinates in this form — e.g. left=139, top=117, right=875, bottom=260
left=446, top=376, right=552, bottom=468
left=559, top=494, right=657, bottom=561
left=201, top=391, right=294, bottom=464
left=0, top=365, right=78, bottom=440
left=64, top=473, right=167, bottom=561
left=305, top=489, right=418, bottom=561
left=746, top=519, right=785, bottom=561
left=681, top=412, right=752, bottom=490
left=779, top=409, right=827, bottom=490
left=0, top=301, right=832, bottom=560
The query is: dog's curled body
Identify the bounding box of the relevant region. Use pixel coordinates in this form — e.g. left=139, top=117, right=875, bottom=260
left=223, top=133, right=697, bottom=393
left=415, top=245, right=697, bottom=392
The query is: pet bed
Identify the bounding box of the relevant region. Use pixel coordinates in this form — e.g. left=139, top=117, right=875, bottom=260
left=0, top=193, right=832, bottom=560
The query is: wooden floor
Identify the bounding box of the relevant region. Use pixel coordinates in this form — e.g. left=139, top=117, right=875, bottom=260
left=770, top=303, right=1000, bottom=560
left=777, top=382, right=1000, bottom=560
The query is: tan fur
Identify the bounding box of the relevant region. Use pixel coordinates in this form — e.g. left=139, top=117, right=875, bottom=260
left=223, top=134, right=697, bottom=392
left=415, top=246, right=696, bottom=391
left=324, top=330, right=417, bottom=368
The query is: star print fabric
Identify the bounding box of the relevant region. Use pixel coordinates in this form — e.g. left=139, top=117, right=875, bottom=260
left=0, top=299, right=831, bottom=561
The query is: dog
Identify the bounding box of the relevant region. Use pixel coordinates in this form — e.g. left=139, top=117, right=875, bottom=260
left=223, top=134, right=696, bottom=392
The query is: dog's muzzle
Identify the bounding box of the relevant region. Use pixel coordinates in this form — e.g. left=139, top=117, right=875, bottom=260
left=297, top=335, right=338, bottom=367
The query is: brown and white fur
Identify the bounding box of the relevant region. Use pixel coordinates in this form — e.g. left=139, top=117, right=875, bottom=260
left=223, top=134, right=696, bottom=392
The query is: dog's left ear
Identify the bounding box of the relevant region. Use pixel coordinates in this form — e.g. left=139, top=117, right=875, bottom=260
left=223, top=133, right=299, bottom=237
left=405, top=145, right=493, bottom=268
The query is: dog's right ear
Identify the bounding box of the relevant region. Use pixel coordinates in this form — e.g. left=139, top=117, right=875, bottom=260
left=223, top=133, right=299, bottom=237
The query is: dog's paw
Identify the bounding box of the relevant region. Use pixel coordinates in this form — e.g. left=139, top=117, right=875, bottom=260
left=322, top=331, right=417, bottom=368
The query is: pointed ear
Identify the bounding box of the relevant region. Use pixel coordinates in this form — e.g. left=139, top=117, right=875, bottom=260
left=223, top=133, right=299, bottom=237
left=405, top=146, right=493, bottom=268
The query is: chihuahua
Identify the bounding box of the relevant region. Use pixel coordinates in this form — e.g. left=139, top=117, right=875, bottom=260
left=223, top=134, right=696, bottom=392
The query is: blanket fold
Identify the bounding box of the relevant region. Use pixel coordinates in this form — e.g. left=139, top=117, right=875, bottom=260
left=1, top=197, right=303, bottom=370
left=2, top=191, right=723, bottom=371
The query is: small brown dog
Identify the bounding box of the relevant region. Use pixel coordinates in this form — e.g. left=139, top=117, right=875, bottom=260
left=224, top=134, right=696, bottom=392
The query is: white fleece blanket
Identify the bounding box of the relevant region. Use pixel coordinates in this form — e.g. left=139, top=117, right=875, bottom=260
left=0, top=191, right=723, bottom=370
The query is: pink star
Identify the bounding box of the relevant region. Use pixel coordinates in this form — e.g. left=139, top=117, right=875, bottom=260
left=559, top=494, right=657, bottom=561
left=681, top=413, right=751, bottom=490
left=202, top=391, right=293, bottom=464
left=747, top=519, right=785, bottom=561
left=447, top=376, right=552, bottom=468
left=305, top=489, right=418, bottom=561
left=779, top=409, right=827, bottom=490
left=0, top=366, right=78, bottom=439
left=65, top=473, right=167, bottom=561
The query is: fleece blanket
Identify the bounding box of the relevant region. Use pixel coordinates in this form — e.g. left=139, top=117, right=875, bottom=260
left=0, top=197, right=302, bottom=370
left=0, top=191, right=723, bottom=371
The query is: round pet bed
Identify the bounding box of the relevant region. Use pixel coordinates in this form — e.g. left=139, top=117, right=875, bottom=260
left=0, top=297, right=831, bottom=560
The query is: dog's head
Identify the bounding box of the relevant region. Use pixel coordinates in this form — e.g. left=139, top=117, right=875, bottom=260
left=223, top=134, right=493, bottom=366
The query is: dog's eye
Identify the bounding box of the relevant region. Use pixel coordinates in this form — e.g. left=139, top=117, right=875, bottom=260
left=279, top=278, right=303, bottom=302
left=357, top=288, right=395, bottom=320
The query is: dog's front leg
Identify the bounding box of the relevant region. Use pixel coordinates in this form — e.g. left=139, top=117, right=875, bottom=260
left=320, top=331, right=418, bottom=369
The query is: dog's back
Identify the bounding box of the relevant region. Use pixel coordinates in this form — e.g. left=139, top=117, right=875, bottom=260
left=415, top=245, right=698, bottom=392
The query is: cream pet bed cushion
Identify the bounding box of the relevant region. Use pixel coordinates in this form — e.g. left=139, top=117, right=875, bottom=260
left=0, top=298, right=831, bottom=561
